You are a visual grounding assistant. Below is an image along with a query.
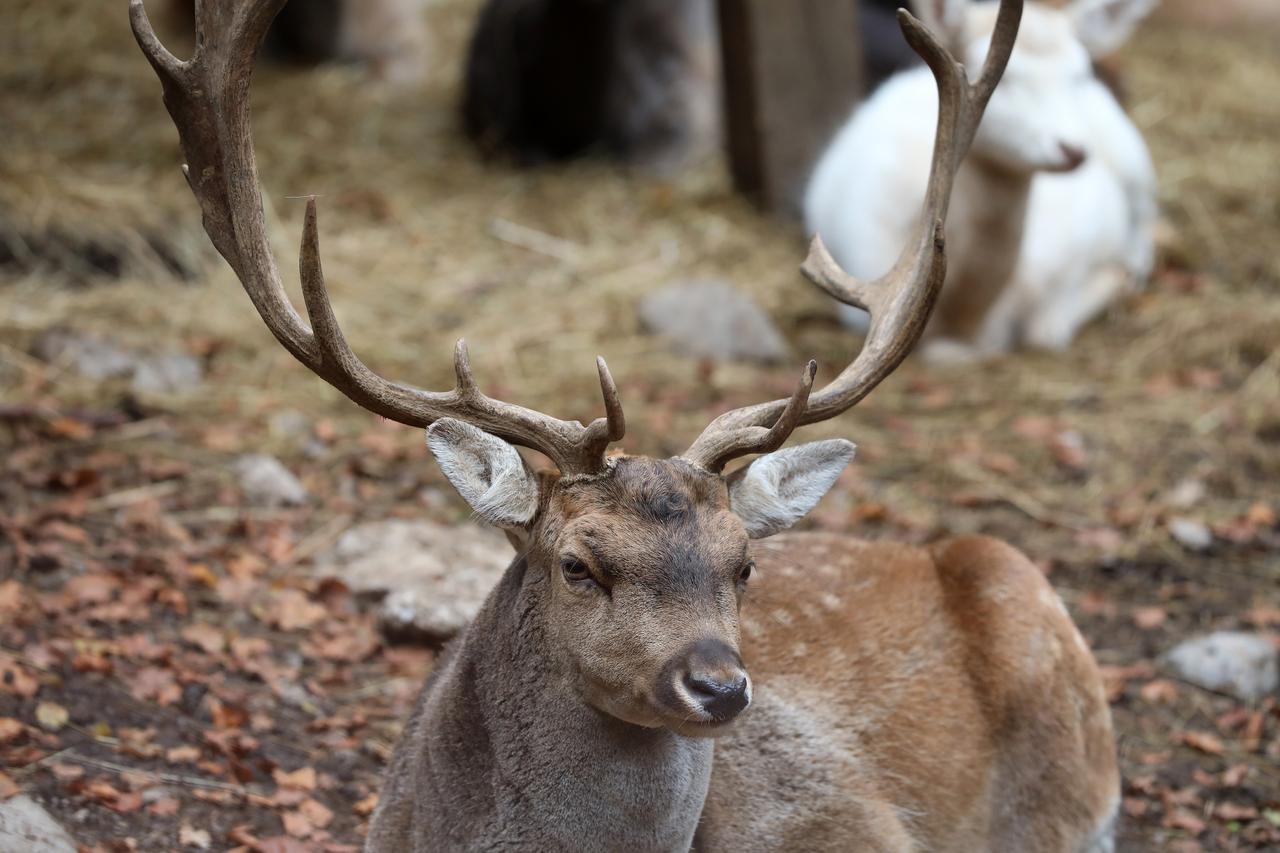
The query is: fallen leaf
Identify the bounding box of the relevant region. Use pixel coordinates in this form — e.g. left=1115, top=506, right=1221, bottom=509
left=167, top=745, right=201, bottom=764
left=1216, top=802, right=1259, bottom=821
left=179, top=823, right=212, bottom=850
left=267, top=590, right=327, bottom=632
left=258, top=837, right=313, bottom=853
left=180, top=622, right=226, bottom=655
left=107, top=790, right=144, bottom=814
left=273, top=766, right=317, bottom=791
left=149, top=796, right=180, bottom=817
left=0, top=581, right=24, bottom=616
left=282, top=809, right=313, bottom=838
left=1247, top=502, right=1276, bottom=527
left=1180, top=730, right=1225, bottom=756
left=1098, top=662, right=1155, bottom=702
left=210, top=700, right=249, bottom=731
left=0, top=718, right=25, bottom=745
left=49, top=763, right=84, bottom=782
left=1050, top=430, right=1089, bottom=470
left=1132, top=606, right=1167, bottom=630
left=299, top=797, right=333, bottom=829
left=354, top=793, right=378, bottom=817
left=1164, top=809, right=1207, bottom=835
left=1139, top=679, right=1179, bottom=704
left=1122, top=797, right=1148, bottom=818
left=0, top=658, right=39, bottom=698
left=35, top=701, right=69, bottom=732
left=130, top=666, right=181, bottom=707
left=63, top=573, right=117, bottom=607
left=1244, top=604, right=1280, bottom=628
left=1221, top=764, right=1250, bottom=787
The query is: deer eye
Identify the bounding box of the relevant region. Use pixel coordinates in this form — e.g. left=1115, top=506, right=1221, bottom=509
left=738, top=560, right=755, bottom=585
left=561, top=558, right=594, bottom=584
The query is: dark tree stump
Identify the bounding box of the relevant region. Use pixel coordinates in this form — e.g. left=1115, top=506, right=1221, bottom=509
left=717, top=0, right=864, bottom=219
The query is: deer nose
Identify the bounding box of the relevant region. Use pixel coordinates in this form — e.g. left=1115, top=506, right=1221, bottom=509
left=684, top=670, right=750, bottom=720
left=1058, top=142, right=1087, bottom=171
left=679, top=639, right=751, bottom=721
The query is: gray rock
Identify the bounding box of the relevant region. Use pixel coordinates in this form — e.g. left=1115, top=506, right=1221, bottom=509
left=1164, top=631, right=1278, bottom=702
left=234, top=454, right=309, bottom=507
left=314, top=519, right=512, bottom=641
left=0, top=795, right=78, bottom=853
left=32, top=329, right=201, bottom=394
left=268, top=409, right=311, bottom=440
left=639, top=279, right=788, bottom=363
left=1167, top=516, right=1213, bottom=551
left=130, top=351, right=203, bottom=395
left=32, top=330, right=135, bottom=380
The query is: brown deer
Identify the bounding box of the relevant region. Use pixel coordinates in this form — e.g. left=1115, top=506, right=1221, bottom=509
left=132, top=1, right=1119, bottom=849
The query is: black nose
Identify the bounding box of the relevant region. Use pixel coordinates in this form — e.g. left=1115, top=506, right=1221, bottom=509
left=1059, top=142, right=1087, bottom=170
left=684, top=670, right=750, bottom=720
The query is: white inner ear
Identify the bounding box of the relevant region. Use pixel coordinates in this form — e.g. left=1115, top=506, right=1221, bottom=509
left=727, top=440, right=856, bottom=539
left=426, top=418, right=540, bottom=529
left=1069, top=0, right=1157, bottom=57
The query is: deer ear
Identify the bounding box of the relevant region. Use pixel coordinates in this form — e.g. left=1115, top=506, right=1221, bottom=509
left=726, top=440, right=856, bottom=539
left=1068, top=0, right=1157, bottom=57
left=426, top=418, right=540, bottom=529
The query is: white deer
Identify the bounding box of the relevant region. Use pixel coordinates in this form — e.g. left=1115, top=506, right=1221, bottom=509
left=806, top=0, right=1158, bottom=362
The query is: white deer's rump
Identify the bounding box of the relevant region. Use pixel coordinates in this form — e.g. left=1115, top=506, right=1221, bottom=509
left=804, top=0, right=1158, bottom=361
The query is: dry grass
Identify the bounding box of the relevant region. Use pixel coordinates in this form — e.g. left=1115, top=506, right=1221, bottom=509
left=3, top=0, right=1277, bottom=574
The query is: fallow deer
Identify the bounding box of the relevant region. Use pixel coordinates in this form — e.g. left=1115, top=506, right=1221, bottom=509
left=132, top=0, right=1119, bottom=849
left=809, top=0, right=1158, bottom=362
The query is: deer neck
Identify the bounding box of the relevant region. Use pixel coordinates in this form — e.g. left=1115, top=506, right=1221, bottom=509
left=412, top=557, right=714, bottom=852
left=932, top=156, right=1034, bottom=339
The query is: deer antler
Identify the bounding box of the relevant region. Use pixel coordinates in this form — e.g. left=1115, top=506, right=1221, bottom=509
left=682, top=0, right=1023, bottom=474
left=130, top=0, right=624, bottom=476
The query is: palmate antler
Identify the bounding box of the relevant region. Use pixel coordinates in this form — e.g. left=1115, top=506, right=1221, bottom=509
left=682, top=0, right=1023, bottom=473
left=129, top=0, right=624, bottom=476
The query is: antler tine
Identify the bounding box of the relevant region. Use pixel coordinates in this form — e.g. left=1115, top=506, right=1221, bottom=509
left=682, top=0, right=1023, bottom=473
left=132, top=0, right=625, bottom=475
left=689, top=361, right=817, bottom=475
left=579, top=357, right=627, bottom=468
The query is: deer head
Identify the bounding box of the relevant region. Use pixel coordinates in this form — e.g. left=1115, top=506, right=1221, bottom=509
left=131, top=0, right=1021, bottom=733
left=913, top=0, right=1156, bottom=174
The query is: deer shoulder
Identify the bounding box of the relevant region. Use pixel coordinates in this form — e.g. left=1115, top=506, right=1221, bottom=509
left=699, top=534, right=1118, bottom=851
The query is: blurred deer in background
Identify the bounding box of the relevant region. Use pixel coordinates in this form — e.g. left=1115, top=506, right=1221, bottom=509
left=169, top=0, right=428, bottom=82
left=133, top=0, right=1119, bottom=849
left=809, top=0, right=1158, bottom=363
left=461, top=0, right=719, bottom=171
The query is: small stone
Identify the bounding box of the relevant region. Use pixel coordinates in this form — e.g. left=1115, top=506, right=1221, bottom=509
left=1164, top=632, right=1278, bottom=702
left=1167, top=516, right=1213, bottom=551
left=234, top=454, right=308, bottom=507
left=314, top=519, right=512, bottom=642
left=32, top=329, right=202, bottom=395
left=0, top=795, right=78, bottom=853
left=131, top=351, right=203, bottom=395
left=268, top=410, right=311, bottom=440
left=1165, top=478, right=1206, bottom=509
left=32, top=330, right=135, bottom=380
left=639, top=279, right=788, bottom=364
